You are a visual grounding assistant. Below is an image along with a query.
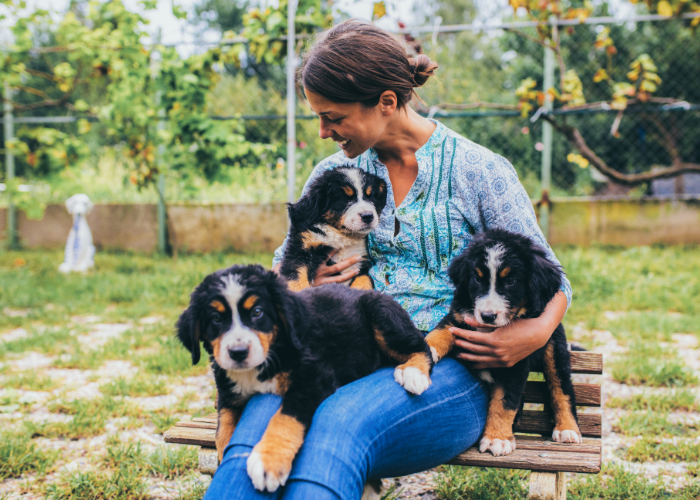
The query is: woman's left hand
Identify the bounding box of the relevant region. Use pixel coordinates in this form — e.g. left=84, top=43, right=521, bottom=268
left=451, top=291, right=568, bottom=369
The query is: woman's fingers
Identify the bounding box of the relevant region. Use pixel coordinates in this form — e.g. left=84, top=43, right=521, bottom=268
left=453, top=338, right=492, bottom=355
left=317, top=255, right=361, bottom=278
left=315, top=268, right=359, bottom=285
left=461, top=316, right=497, bottom=330
left=456, top=351, right=505, bottom=369
left=449, top=326, right=496, bottom=347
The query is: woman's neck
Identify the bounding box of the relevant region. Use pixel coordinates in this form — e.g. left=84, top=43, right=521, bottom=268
left=372, top=107, right=436, bottom=167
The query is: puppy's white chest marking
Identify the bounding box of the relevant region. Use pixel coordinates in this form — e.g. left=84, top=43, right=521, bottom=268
left=226, top=369, right=281, bottom=399
left=306, top=224, right=367, bottom=284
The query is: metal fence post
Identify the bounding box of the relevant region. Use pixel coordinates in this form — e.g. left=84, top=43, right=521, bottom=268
left=286, top=0, right=297, bottom=215
left=539, top=21, right=556, bottom=239
left=3, top=82, right=17, bottom=250
left=152, top=30, right=167, bottom=255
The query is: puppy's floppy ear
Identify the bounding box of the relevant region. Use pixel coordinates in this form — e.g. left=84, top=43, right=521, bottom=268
left=176, top=305, right=201, bottom=365
left=528, top=246, right=563, bottom=315
left=448, top=250, right=473, bottom=289
left=65, top=195, right=78, bottom=215
left=287, top=180, right=329, bottom=229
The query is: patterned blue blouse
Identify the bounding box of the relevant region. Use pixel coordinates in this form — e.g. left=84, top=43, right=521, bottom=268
left=273, top=120, right=572, bottom=332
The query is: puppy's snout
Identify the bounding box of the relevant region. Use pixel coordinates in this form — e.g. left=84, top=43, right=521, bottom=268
left=228, top=346, right=250, bottom=362
left=360, top=212, right=374, bottom=224
left=480, top=312, right=497, bottom=324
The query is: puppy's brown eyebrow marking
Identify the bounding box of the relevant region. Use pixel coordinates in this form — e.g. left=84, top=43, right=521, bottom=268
left=365, top=186, right=372, bottom=196
left=476, top=268, right=484, bottom=278
left=343, top=186, right=354, bottom=196
left=242, top=295, right=258, bottom=310
left=210, top=300, right=225, bottom=312
left=499, top=267, right=511, bottom=277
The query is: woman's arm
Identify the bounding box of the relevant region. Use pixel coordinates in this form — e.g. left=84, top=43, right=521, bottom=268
left=451, top=290, right=568, bottom=369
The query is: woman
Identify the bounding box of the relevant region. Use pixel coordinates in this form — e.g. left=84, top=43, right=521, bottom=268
left=203, top=19, right=571, bottom=500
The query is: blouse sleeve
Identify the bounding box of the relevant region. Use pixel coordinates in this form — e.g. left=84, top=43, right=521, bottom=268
left=455, top=150, right=572, bottom=310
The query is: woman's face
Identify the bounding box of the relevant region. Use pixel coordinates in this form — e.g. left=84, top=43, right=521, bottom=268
left=305, top=90, right=393, bottom=159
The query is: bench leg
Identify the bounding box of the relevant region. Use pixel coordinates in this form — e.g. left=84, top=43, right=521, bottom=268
left=528, top=471, right=566, bottom=500
left=199, top=447, right=220, bottom=476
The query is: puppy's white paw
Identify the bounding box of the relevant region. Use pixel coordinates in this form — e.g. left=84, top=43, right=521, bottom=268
left=430, top=346, right=440, bottom=363
left=246, top=449, right=289, bottom=492
left=552, top=429, right=582, bottom=444
left=479, top=437, right=516, bottom=457
left=394, top=366, right=431, bottom=395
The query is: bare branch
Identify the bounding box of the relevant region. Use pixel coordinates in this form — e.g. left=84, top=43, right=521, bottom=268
left=433, top=102, right=519, bottom=111
left=542, top=114, right=700, bottom=185
left=504, top=27, right=553, bottom=50
left=23, top=68, right=55, bottom=81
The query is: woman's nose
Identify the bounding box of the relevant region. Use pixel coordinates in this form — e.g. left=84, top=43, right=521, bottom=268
left=319, top=122, right=334, bottom=140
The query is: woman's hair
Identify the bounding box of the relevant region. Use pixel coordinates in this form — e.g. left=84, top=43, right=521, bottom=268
left=299, top=20, right=438, bottom=109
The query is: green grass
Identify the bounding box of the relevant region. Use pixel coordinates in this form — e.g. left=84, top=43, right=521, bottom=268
left=100, top=374, right=169, bottom=398
left=0, top=428, right=59, bottom=480
left=569, top=464, right=700, bottom=499
left=2, top=245, right=700, bottom=498
left=607, top=390, right=698, bottom=412
left=625, top=437, right=700, bottom=462
left=613, top=412, right=699, bottom=437
left=609, top=342, right=698, bottom=387
left=433, top=466, right=529, bottom=499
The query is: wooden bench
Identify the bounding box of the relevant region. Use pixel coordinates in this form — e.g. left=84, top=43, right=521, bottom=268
left=165, top=351, right=602, bottom=500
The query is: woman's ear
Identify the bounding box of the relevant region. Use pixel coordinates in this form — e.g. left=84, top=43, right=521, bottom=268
left=379, top=90, right=397, bottom=116
left=528, top=248, right=563, bottom=315
left=176, top=305, right=201, bottom=365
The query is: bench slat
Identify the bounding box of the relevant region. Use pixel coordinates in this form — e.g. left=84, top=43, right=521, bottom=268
left=523, top=382, right=601, bottom=407
left=448, top=444, right=601, bottom=474
left=510, top=435, right=601, bottom=454
left=164, top=426, right=216, bottom=447
left=514, top=411, right=601, bottom=438
left=541, top=351, right=602, bottom=375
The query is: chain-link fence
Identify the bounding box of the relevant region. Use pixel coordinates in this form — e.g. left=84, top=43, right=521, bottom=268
left=225, top=15, right=700, bottom=200
left=3, top=15, right=700, bottom=205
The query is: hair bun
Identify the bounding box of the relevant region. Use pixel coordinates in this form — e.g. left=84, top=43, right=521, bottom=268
left=408, top=54, right=438, bottom=87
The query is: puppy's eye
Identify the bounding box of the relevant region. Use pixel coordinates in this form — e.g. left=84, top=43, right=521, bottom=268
left=471, top=275, right=480, bottom=284
left=251, top=306, right=263, bottom=319
left=211, top=312, right=222, bottom=325
left=505, top=278, right=516, bottom=286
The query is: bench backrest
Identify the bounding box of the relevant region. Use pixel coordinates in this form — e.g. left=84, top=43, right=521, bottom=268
left=516, top=351, right=602, bottom=438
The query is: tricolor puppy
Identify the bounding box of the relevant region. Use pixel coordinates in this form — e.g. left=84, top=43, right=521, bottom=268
left=280, top=166, right=387, bottom=291
left=176, top=264, right=435, bottom=493
left=425, top=228, right=581, bottom=457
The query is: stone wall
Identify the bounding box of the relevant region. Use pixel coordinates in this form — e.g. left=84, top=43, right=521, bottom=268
left=1, top=196, right=698, bottom=252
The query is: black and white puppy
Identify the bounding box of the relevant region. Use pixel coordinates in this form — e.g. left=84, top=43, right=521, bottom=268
left=177, top=264, right=435, bottom=493
left=280, top=166, right=387, bottom=291
left=425, top=228, right=581, bottom=457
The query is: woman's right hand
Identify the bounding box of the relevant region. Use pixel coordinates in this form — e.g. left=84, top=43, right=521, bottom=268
left=313, top=252, right=361, bottom=286
left=272, top=252, right=361, bottom=286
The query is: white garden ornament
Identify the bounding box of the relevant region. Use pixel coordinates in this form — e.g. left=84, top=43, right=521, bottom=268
left=59, top=194, right=96, bottom=273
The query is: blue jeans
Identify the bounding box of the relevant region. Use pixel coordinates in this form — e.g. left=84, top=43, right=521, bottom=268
left=203, top=359, right=488, bottom=500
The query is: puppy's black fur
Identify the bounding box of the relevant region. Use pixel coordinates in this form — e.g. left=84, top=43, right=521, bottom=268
left=280, top=167, right=387, bottom=291
left=177, top=264, right=433, bottom=492
left=425, top=228, right=581, bottom=457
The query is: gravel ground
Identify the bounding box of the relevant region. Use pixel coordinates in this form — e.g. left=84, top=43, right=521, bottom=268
left=2, top=317, right=698, bottom=499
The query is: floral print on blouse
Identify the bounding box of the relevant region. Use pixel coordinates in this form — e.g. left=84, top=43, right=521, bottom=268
left=273, top=120, right=572, bottom=332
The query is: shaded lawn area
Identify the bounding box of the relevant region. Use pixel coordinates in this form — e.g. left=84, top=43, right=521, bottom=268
left=1, top=245, right=700, bottom=499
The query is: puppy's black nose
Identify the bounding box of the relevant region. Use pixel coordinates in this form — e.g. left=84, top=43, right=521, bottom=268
left=480, top=312, right=497, bottom=324
left=228, top=346, right=249, bottom=362
left=360, top=212, right=374, bottom=224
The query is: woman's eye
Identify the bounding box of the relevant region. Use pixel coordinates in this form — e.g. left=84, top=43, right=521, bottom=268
left=211, top=313, right=222, bottom=325
left=506, top=278, right=516, bottom=286
left=252, top=306, right=263, bottom=319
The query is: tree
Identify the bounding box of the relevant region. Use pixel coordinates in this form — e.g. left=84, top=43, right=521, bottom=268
left=0, top=0, right=270, bottom=207
left=429, top=0, right=700, bottom=186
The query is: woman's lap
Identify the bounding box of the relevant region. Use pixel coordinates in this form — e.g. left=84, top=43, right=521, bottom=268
left=203, top=358, right=487, bottom=500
